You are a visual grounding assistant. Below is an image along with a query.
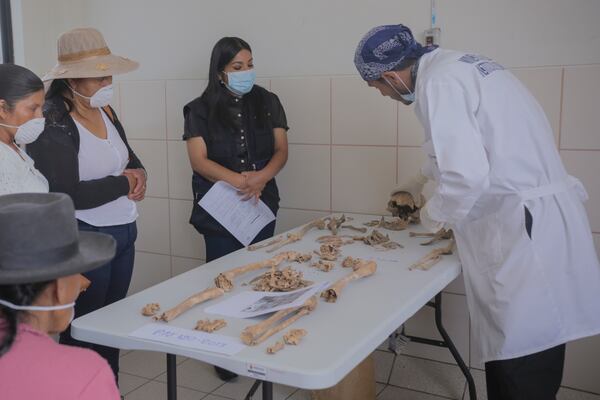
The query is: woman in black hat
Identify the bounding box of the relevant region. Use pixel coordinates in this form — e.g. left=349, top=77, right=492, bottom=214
left=0, top=192, right=119, bottom=399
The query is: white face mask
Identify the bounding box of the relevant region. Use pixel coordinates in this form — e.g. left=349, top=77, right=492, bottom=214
left=70, top=84, right=114, bottom=108
left=0, top=117, right=46, bottom=145
left=0, top=298, right=75, bottom=311
left=383, top=72, right=415, bottom=104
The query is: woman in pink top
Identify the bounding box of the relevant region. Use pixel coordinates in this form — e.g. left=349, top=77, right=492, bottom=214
left=0, top=192, right=120, bottom=400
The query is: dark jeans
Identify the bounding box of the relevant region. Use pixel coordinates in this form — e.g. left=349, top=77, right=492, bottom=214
left=485, top=343, right=565, bottom=400
left=60, top=220, right=137, bottom=381
left=204, top=220, right=276, bottom=262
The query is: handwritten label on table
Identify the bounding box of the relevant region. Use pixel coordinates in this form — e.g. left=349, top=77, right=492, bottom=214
left=129, top=323, right=246, bottom=356
left=199, top=181, right=275, bottom=246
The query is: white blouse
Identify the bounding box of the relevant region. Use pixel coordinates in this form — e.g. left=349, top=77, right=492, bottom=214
left=74, top=111, right=137, bottom=227
left=0, top=141, right=49, bottom=195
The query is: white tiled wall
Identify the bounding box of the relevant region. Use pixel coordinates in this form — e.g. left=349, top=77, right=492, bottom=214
left=332, top=76, right=397, bottom=146
left=122, top=64, right=600, bottom=394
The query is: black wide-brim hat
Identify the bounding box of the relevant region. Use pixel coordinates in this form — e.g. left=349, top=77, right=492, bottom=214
left=0, top=193, right=116, bottom=284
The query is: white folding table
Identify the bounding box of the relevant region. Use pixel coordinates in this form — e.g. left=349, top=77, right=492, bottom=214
left=72, top=214, right=477, bottom=400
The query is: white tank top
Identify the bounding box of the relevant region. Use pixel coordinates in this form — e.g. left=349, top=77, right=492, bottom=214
left=74, top=110, right=137, bottom=226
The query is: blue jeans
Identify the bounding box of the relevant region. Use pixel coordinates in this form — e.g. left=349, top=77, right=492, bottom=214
left=60, top=220, right=137, bottom=381
left=204, top=220, right=276, bottom=262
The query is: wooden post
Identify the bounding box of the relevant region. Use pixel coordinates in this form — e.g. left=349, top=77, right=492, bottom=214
left=310, top=354, right=376, bottom=400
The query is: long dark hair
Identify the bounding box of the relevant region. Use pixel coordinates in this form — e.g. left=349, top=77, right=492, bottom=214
left=202, top=37, right=265, bottom=133
left=0, top=64, right=43, bottom=110
left=45, top=79, right=74, bottom=111
left=0, top=281, right=51, bottom=356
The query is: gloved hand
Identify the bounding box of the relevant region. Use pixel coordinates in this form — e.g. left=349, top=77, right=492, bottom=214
left=391, top=173, right=428, bottom=209
left=420, top=201, right=446, bottom=233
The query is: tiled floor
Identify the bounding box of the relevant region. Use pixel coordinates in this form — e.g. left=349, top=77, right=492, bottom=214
left=119, top=350, right=600, bottom=400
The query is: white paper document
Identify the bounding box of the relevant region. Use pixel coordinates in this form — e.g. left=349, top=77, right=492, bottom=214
left=205, top=281, right=330, bottom=319
left=129, top=323, right=246, bottom=356
left=199, top=181, right=275, bottom=246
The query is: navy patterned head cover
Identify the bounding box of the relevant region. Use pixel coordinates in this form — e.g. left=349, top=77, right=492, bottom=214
left=354, top=24, right=437, bottom=81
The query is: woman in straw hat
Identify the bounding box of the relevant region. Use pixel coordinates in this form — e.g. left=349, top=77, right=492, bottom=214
left=27, top=27, right=145, bottom=379
left=0, top=192, right=120, bottom=399
left=0, top=64, right=48, bottom=194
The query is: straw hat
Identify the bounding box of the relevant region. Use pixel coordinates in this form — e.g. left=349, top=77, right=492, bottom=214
left=42, top=27, right=138, bottom=82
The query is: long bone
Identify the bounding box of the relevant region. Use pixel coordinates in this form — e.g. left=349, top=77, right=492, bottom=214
left=155, top=287, right=225, bottom=322
left=240, top=296, right=318, bottom=345
left=409, top=228, right=453, bottom=245
left=321, top=260, right=377, bottom=303
left=410, top=239, right=455, bottom=271
left=247, top=219, right=327, bottom=252
left=215, top=251, right=309, bottom=292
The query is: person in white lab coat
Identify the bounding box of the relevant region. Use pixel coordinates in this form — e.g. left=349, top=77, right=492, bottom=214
left=354, top=24, right=600, bottom=399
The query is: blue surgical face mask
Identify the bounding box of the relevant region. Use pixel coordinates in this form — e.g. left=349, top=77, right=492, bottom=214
left=383, top=72, right=415, bottom=104
left=224, top=69, right=256, bottom=96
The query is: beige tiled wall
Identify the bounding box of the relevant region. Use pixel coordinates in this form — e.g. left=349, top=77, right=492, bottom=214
left=119, top=65, right=600, bottom=393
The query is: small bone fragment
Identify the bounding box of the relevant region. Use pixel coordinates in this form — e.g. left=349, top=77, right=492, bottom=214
left=325, top=214, right=346, bottom=235
left=410, top=239, right=455, bottom=271
left=141, top=303, right=160, bottom=316
left=341, top=256, right=362, bottom=270
left=311, top=260, right=335, bottom=272
left=354, top=230, right=404, bottom=250
left=341, top=224, right=368, bottom=233
left=296, top=253, right=313, bottom=262
left=215, top=251, right=308, bottom=291
left=267, top=340, right=285, bottom=354
left=195, top=319, right=227, bottom=333
left=283, top=329, right=307, bottom=345
left=364, top=216, right=409, bottom=231
left=155, top=287, right=224, bottom=322
left=249, top=266, right=312, bottom=292
left=316, top=235, right=354, bottom=247
left=314, top=243, right=340, bottom=261
left=321, top=260, right=377, bottom=303
left=241, top=296, right=318, bottom=345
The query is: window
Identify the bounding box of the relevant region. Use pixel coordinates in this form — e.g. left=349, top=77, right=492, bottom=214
left=0, top=0, right=14, bottom=63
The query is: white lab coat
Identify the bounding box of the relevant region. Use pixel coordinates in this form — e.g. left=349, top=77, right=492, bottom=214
left=414, top=49, right=600, bottom=363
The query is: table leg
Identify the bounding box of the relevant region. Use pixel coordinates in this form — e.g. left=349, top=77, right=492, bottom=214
left=244, top=380, right=261, bottom=400
left=402, top=292, right=477, bottom=400
left=433, top=293, right=477, bottom=400
left=262, top=381, right=273, bottom=400
left=167, top=353, right=177, bottom=400
left=243, top=380, right=272, bottom=400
